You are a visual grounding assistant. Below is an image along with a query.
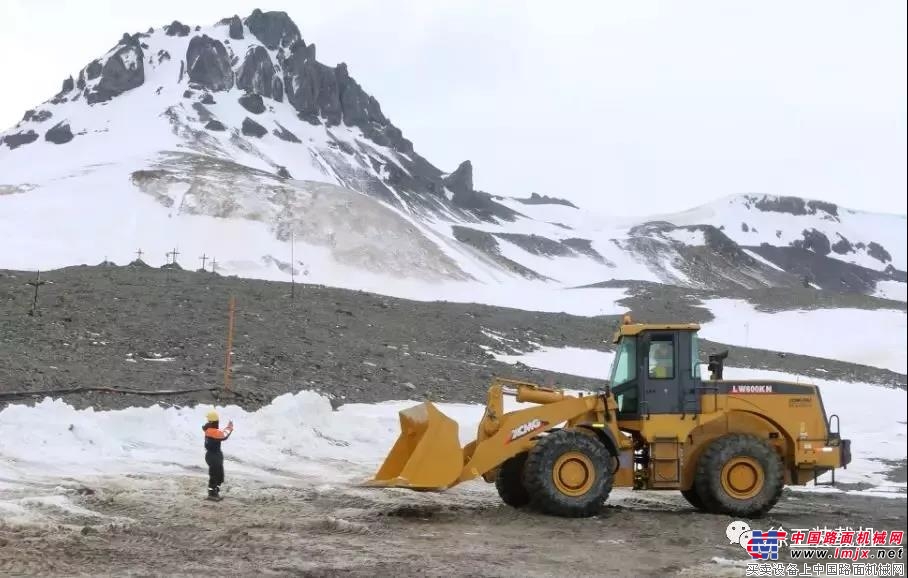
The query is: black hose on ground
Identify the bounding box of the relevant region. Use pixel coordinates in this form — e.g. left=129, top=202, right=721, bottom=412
left=0, top=386, right=222, bottom=401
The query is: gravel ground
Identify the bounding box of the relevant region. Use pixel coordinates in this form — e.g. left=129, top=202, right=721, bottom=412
left=0, top=474, right=904, bottom=577
left=0, top=265, right=904, bottom=412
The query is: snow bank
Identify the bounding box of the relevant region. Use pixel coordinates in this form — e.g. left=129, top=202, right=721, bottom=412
left=698, top=298, right=907, bottom=374
left=0, top=390, right=540, bottom=494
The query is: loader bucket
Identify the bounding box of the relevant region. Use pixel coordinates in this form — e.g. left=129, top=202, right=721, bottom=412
left=364, top=401, right=464, bottom=490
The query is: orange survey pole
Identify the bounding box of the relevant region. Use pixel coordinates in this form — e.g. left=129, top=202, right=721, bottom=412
left=224, top=295, right=236, bottom=392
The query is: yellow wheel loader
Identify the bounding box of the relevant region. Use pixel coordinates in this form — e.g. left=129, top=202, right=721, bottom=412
left=365, top=319, right=852, bottom=518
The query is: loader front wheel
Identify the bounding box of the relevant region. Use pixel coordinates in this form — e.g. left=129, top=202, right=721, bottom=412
left=524, top=430, right=612, bottom=518
left=680, top=488, right=706, bottom=511
left=694, top=433, right=784, bottom=518
left=495, top=452, right=530, bottom=508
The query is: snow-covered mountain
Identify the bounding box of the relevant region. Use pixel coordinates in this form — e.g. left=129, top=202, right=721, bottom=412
left=1, top=9, right=905, bottom=303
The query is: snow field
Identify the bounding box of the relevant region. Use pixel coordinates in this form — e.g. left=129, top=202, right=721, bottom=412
left=698, top=298, right=907, bottom=374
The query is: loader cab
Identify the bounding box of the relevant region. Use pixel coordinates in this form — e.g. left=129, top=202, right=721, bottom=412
left=609, top=320, right=703, bottom=419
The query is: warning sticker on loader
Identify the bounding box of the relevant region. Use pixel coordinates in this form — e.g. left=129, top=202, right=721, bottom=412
left=508, top=419, right=548, bottom=443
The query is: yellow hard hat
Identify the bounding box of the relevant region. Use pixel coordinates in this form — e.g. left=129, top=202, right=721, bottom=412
left=206, top=410, right=219, bottom=422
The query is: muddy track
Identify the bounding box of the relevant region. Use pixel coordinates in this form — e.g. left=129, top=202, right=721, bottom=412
left=0, top=474, right=905, bottom=577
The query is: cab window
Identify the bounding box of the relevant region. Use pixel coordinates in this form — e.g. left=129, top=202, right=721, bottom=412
left=610, top=338, right=637, bottom=414
left=609, top=338, right=636, bottom=386
left=648, top=336, right=674, bottom=379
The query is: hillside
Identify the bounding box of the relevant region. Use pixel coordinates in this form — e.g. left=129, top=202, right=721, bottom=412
left=0, top=9, right=904, bottom=306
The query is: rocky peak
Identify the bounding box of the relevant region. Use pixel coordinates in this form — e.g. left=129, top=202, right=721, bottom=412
left=164, top=20, right=191, bottom=37
left=186, top=35, right=234, bottom=92
left=444, top=161, right=473, bottom=194
left=86, top=44, right=145, bottom=104
left=236, top=46, right=276, bottom=98
left=228, top=15, right=244, bottom=40
left=245, top=9, right=301, bottom=50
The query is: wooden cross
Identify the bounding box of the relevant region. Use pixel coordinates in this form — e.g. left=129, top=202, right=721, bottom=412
left=136, top=249, right=143, bottom=260
left=210, top=258, right=217, bottom=272
left=27, top=271, right=47, bottom=316
left=200, top=253, right=208, bottom=269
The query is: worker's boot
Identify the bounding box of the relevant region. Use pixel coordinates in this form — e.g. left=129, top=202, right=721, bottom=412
left=208, top=486, right=220, bottom=499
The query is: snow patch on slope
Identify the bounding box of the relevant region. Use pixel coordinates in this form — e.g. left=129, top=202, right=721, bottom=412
left=698, top=299, right=907, bottom=374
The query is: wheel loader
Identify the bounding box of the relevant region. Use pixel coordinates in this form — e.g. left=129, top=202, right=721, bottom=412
left=364, top=318, right=852, bottom=518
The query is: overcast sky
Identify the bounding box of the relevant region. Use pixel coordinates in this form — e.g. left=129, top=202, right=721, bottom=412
left=2, top=0, right=906, bottom=216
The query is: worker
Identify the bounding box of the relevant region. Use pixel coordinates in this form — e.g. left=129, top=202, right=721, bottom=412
left=649, top=341, right=674, bottom=379
left=202, top=410, right=234, bottom=499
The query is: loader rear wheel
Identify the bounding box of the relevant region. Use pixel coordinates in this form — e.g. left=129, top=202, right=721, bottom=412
left=495, top=452, right=530, bottom=508
left=524, top=430, right=612, bottom=518
left=694, top=433, right=784, bottom=518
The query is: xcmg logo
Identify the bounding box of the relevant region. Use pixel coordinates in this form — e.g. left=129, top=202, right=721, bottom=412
left=507, top=418, right=548, bottom=443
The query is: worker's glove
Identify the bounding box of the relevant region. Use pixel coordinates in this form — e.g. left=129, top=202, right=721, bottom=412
left=226, top=420, right=234, bottom=432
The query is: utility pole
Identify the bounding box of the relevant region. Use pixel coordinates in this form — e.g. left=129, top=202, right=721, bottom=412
left=290, top=231, right=295, bottom=301
left=27, top=270, right=47, bottom=316
left=211, top=258, right=217, bottom=273
left=223, top=296, right=236, bottom=392
left=171, top=247, right=180, bottom=267
left=200, top=253, right=208, bottom=270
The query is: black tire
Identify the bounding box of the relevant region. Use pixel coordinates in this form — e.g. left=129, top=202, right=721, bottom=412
left=495, top=452, right=530, bottom=508
left=680, top=488, right=706, bottom=511
left=694, top=433, right=784, bottom=518
left=523, top=430, right=613, bottom=518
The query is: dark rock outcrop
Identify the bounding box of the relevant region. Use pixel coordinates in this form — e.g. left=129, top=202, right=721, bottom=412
left=748, top=194, right=839, bottom=218
left=444, top=161, right=473, bottom=194
left=867, top=242, right=892, bottom=264
left=562, top=238, right=609, bottom=263
left=452, top=226, right=546, bottom=280
left=85, top=60, right=103, bottom=80
left=273, top=123, right=301, bottom=143
left=85, top=45, right=145, bottom=104
left=228, top=15, right=244, bottom=39
left=23, top=109, right=53, bottom=123
left=517, top=192, right=578, bottom=208
left=245, top=9, right=301, bottom=50
left=165, top=20, right=190, bottom=37
left=236, top=46, right=275, bottom=98
left=186, top=35, right=233, bottom=91
left=806, top=200, right=839, bottom=217
left=276, top=166, right=291, bottom=179
left=200, top=93, right=216, bottom=105
left=790, top=228, right=831, bottom=256
left=61, top=76, right=74, bottom=93
left=157, top=49, right=171, bottom=64
left=205, top=119, right=226, bottom=131
left=241, top=117, right=267, bottom=138
left=238, top=93, right=266, bottom=114
left=282, top=43, right=342, bottom=125
left=494, top=233, right=572, bottom=257
left=832, top=234, right=853, bottom=255
left=191, top=103, right=214, bottom=122
left=272, top=77, right=284, bottom=102
left=3, top=130, right=39, bottom=149
left=44, top=122, right=74, bottom=144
